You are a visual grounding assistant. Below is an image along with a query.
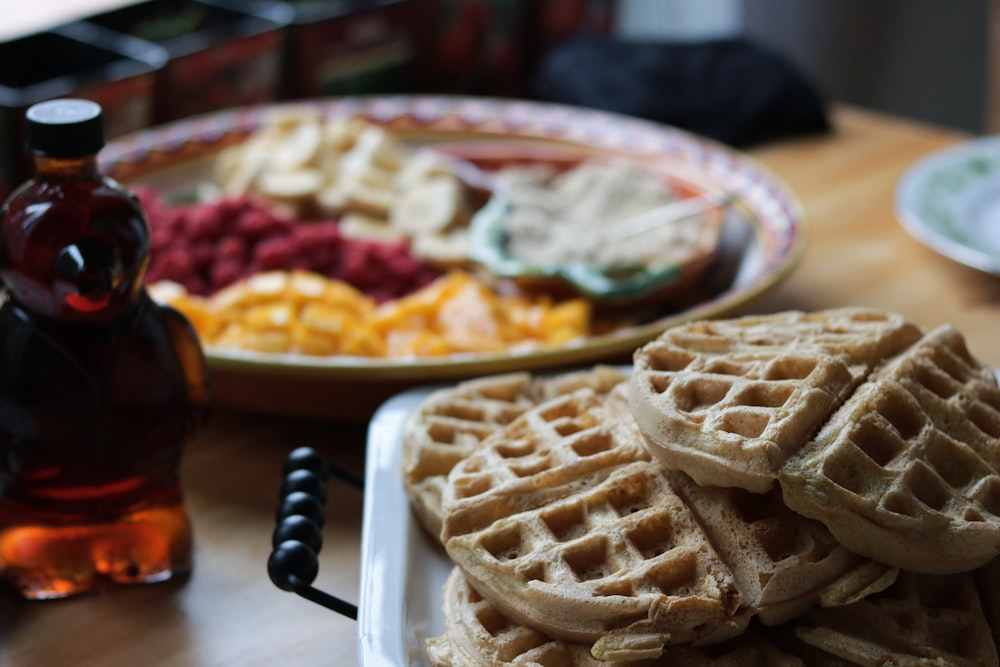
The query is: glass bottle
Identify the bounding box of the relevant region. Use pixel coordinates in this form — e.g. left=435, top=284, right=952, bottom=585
left=0, top=99, right=212, bottom=599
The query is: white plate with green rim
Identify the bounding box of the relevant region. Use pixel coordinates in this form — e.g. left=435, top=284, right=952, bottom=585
left=896, top=135, right=1000, bottom=275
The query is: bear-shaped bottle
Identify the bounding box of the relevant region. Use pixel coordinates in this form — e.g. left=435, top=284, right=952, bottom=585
left=0, top=99, right=212, bottom=599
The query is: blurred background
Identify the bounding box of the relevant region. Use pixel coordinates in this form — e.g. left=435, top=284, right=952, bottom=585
left=1, top=0, right=996, bottom=196
left=624, top=0, right=997, bottom=135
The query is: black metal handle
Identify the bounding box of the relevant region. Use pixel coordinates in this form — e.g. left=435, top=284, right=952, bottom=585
left=267, top=446, right=363, bottom=620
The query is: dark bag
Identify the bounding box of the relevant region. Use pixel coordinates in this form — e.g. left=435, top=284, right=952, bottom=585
left=530, top=36, right=831, bottom=147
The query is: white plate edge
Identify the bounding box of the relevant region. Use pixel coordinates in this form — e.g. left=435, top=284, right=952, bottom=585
left=895, top=135, right=1000, bottom=275
left=358, top=387, right=446, bottom=667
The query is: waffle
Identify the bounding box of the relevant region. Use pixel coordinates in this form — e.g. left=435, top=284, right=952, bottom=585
left=402, top=367, right=627, bottom=538
left=440, top=384, right=763, bottom=661
left=628, top=308, right=922, bottom=492
left=793, top=570, right=999, bottom=666
left=666, top=471, right=898, bottom=625
left=429, top=566, right=1000, bottom=667
left=427, top=566, right=806, bottom=667
left=780, top=324, right=1000, bottom=573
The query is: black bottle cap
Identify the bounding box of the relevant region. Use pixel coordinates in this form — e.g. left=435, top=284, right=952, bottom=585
left=25, top=99, right=106, bottom=158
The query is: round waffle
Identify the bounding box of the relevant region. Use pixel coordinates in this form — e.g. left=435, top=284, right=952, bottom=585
left=780, top=324, right=1000, bottom=573
left=794, top=569, right=998, bottom=666
left=402, top=366, right=627, bottom=539
left=439, top=385, right=752, bottom=660
left=428, top=566, right=806, bottom=667
left=627, top=308, right=922, bottom=492
left=428, top=566, right=1000, bottom=667
left=666, top=471, right=898, bottom=625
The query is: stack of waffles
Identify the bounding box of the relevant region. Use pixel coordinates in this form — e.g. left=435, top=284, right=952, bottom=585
left=401, top=307, right=1000, bottom=665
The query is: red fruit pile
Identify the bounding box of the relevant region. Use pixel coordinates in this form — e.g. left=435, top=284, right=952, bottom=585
left=135, top=187, right=440, bottom=302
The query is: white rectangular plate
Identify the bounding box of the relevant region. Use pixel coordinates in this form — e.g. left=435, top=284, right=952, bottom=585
left=358, top=387, right=451, bottom=666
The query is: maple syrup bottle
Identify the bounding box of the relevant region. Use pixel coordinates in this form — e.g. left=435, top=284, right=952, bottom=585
left=0, top=99, right=212, bottom=599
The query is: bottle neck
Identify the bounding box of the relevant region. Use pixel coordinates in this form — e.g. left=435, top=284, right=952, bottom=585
left=33, top=154, right=101, bottom=182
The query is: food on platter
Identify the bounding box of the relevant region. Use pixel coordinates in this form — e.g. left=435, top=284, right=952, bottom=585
left=208, top=107, right=481, bottom=267
left=102, top=96, right=805, bottom=420
left=151, top=269, right=593, bottom=358
left=406, top=308, right=1000, bottom=663
left=629, top=308, right=1000, bottom=572
left=427, top=567, right=997, bottom=666
left=494, top=158, right=722, bottom=271
left=792, top=569, right=997, bottom=666
left=402, top=366, right=629, bottom=539
left=435, top=382, right=895, bottom=661
left=440, top=386, right=752, bottom=660
left=628, top=308, right=923, bottom=493
left=664, top=471, right=897, bottom=626
left=428, top=566, right=803, bottom=667
left=779, top=324, right=1000, bottom=573
left=469, top=159, right=728, bottom=306
left=139, top=188, right=439, bottom=301
left=138, top=115, right=738, bottom=363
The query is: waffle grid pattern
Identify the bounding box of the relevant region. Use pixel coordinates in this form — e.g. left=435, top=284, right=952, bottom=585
left=657, top=309, right=922, bottom=363
left=403, top=368, right=628, bottom=538
left=667, top=472, right=892, bottom=625
left=781, top=326, right=1000, bottom=572
left=402, top=372, right=537, bottom=538
left=442, top=389, right=745, bottom=655
left=794, top=571, right=998, bottom=666
left=420, top=310, right=1000, bottom=664
left=630, top=347, right=857, bottom=492
left=629, top=309, right=924, bottom=494
left=432, top=566, right=811, bottom=667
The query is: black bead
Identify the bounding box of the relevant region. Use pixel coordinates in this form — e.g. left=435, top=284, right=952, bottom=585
left=280, top=468, right=327, bottom=503
left=283, top=447, right=327, bottom=479
left=272, top=514, right=323, bottom=552
left=268, top=540, right=319, bottom=590
left=276, top=490, right=325, bottom=525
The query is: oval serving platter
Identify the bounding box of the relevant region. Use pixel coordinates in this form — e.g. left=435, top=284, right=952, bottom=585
left=101, top=96, right=807, bottom=419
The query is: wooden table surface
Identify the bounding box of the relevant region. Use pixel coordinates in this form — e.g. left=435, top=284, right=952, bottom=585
left=0, top=104, right=995, bottom=666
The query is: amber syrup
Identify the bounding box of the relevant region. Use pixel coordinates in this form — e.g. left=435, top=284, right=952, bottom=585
left=0, top=99, right=211, bottom=599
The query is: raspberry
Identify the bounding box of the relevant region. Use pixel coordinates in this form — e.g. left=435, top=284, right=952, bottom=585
left=190, top=241, right=217, bottom=271
left=338, top=243, right=371, bottom=286
left=148, top=248, right=194, bottom=284
left=184, top=275, right=210, bottom=296
left=210, top=259, right=244, bottom=291
left=150, top=226, right=175, bottom=255
left=254, top=236, right=295, bottom=270
left=212, top=198, right=251, bottom=233
left=217, top=236, right=248, bottom=264
left=141, top=190, right=442, bottom=300
left=186, top=203, right=227, bottom=241
left=237, top=207, right=294, bottom=241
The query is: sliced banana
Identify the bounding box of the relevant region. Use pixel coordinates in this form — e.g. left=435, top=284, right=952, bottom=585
left=339, top=181, right=396, bottom=218
left=411, top=230, right=471, bottom=267
left=322, top=117, right=367, bottom=153
left=258, top=169, right=324, bottom=200
left=218, top=137, right=270, bottom=196
left=390, top=174, right=469, bottom=236
left=340, top=212, right=408, bottom=243
left=394, top=149, right=454, bottom=190
left=351, top=125, right=405, bottom=171
left=208, top=112, right=482, bottom=267
left=268, top=120, right=323, bottom=171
